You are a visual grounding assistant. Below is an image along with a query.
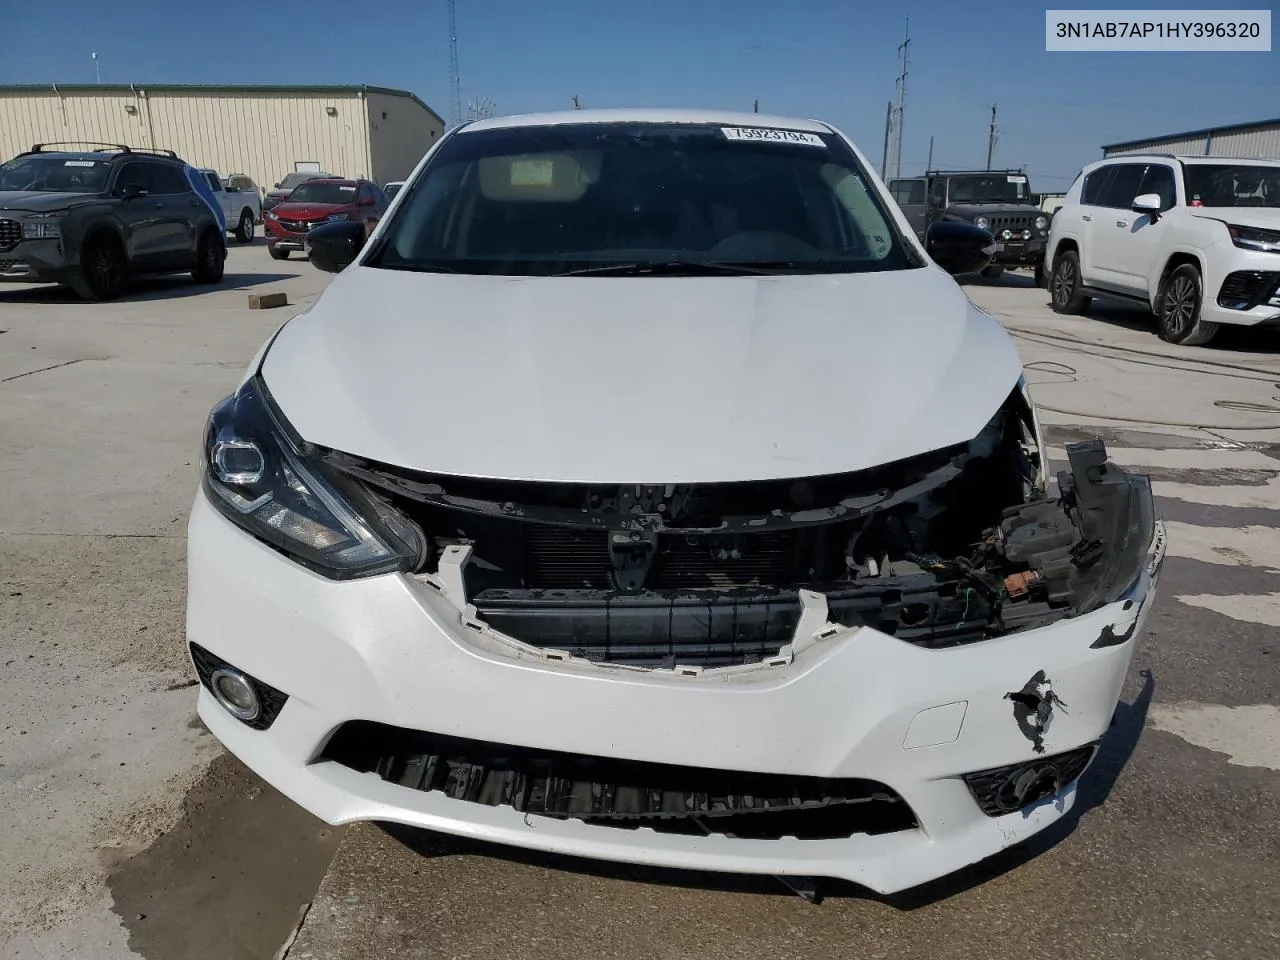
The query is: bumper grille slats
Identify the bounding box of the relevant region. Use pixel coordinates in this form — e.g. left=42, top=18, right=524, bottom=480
left=321, top=720, right=918, bottom=839
left=0, top=220, right=21, bottom=252
left=1217, top=270, right=1280, bottom=310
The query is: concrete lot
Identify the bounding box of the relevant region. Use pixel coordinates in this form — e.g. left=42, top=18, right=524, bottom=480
left=1, top=254, right=1278, bottom=959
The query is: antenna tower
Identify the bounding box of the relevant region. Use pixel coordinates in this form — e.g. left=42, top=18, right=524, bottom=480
left=447, top=0, right=462, bottom=127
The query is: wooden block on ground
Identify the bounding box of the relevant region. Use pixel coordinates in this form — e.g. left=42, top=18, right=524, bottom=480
left=248, top=292, right=289, bottom=309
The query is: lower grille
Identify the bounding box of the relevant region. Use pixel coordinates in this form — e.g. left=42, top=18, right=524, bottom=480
left=521, top=524, right=612, bottom=589
left=0, top=220, right=20, bottom=252
left=321, top=720, right=918, bottom=839
left=188, top=642, right=288, bottom=731
left=1217, top=270, right=1280, bottom=310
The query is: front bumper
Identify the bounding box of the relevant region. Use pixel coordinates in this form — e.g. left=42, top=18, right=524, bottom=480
left=990, top=238, right=1046, bottom=266
left=187, top=491, right=1164, bottom=894
left=0, top=238, right=73, bottom=284
left=1202, top=257, right=1280, bottom=328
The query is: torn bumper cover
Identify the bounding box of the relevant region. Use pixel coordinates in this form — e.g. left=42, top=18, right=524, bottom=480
left=187, top=443, right=1164, bottom=895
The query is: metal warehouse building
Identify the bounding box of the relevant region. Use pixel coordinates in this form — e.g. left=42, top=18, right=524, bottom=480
left=1102, top=117, right=1280, bottom=159
left=0, top=84, right=444, bottom=190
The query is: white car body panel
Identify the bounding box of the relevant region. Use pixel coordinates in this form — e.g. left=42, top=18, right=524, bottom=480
left=261, top=266, right=1021, bottom=483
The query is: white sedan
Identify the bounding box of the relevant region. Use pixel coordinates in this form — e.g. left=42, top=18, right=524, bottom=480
left=186, top=109, right=1164, bottom=895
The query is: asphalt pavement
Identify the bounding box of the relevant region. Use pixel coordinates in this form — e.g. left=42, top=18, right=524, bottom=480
left=1, top=257, right=1278, bottom=959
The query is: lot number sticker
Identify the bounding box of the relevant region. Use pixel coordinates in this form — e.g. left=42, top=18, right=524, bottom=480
left=721, top=127, right=825, bottom=147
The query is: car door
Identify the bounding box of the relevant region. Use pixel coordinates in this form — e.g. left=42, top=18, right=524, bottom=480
left=1106, top=162, right=1178, bottom=292
left=112, top=160, right=166, bottom=266
left=1088, top=163, right=1149, bottom=292
left=146, top=162, right=202, bottom=264
left=889, top=178, right=927, bottom=238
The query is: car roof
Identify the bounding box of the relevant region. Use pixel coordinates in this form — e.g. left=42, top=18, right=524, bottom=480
left=303, top=178, right=359, bottom=185
left=1097, top=154, right=1280, bottom=167
left=461, top=108, right=834, bottom=134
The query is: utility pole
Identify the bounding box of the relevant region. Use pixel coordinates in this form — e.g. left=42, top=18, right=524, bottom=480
left=753, top=99, right=759, bottom=114
left=572, top=95, right=581, bottom=110
left=889, top=17, right=910, bottom=180
left=927, top=135, right=934, bottom=171
left=446, top=0, right=462, bottom=127
left=880, top=100, right=892, bottom=179
left=986, top=104, right=998, bottom=170
left=91, top=52, right=101, bottom=85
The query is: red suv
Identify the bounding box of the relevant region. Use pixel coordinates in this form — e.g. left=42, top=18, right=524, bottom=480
left=264, top=178, right=387, bottom=260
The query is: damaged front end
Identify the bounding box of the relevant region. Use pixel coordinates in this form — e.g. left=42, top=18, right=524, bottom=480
left=321, top=387, right=1158, bottom=672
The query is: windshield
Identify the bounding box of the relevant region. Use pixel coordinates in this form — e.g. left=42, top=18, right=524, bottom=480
left=947, top=174, right=1030, bottom=204
left=1184, top=164, right=1280, bottom=208
left=279, top=173, right=320, bottom=191
left=286, top=181, right=357, bottom=204
left=367, top=122, right=915, bottom=276
left=0, top=155, right=112, bottom=194
left=385, top=183, right=403, bottom=200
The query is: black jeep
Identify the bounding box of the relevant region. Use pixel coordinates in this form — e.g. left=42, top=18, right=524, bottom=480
left=0, top=142, right=226, bottom=301
left=889, top=169, right=1050, bottom=284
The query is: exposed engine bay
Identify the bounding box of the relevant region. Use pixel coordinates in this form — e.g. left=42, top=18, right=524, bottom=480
left=322, top=388, right=1155, bottom=669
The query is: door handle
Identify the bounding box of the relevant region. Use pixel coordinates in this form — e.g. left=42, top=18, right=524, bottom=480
left=1081, top=215, right=1093, bottom=222
left=1116, top=220, right=1128, bottom=228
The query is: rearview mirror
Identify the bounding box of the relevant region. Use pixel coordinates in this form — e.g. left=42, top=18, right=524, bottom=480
left=306, top=220, right=366, bottom=273
left=925, top=220, right=995, bottom=276
left=1131, top=193, right=1162, bottom=218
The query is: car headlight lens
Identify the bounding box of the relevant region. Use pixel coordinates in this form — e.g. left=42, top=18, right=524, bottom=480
left=1227, top=224, right=1280, bottom=253
left=326, top=213, right=349, bottom=222
left=266, top=210, right=278, bottom=221
left=21, top=212, right=66, bottom=239
left=975, top=216, right=990, bottom=230
left=1035, top=216, right=1048, bottom=231
left=202, top=377, right=427, bottom=579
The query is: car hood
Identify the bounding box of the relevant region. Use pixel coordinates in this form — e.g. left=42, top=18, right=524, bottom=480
left=948, top=203, right=1041, bottom=218
left=261, top=266, right=1023, bottom=483
left=1190, top=207, right=1280, bottom=231
left=271, top=202, right=351, bottom=219
left=0, top=190, right=100, bottom=212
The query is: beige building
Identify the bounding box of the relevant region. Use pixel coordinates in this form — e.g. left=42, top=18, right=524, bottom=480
left=0, top=83, right=445, bottom=190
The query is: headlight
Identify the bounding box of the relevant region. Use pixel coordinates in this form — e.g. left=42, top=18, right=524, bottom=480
left=975, top=216, right=990, bottom=230
left=266, top=210, right=278, bottom=221
left=326, top=213, right=349, bottom=222
left=203, top=377, right=427, bottom=579
left=1227, top=224, right=1280, bottom=253
left=1034, top=216, right=1048, bottom=231
left=21, top=212, right=66, bottom=239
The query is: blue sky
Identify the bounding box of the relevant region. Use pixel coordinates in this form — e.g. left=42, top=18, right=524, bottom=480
left=1, top=0, right=1276, bottom=192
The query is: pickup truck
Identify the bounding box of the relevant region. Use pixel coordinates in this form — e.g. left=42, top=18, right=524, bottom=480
left=197, top=168, right=262, bottom=243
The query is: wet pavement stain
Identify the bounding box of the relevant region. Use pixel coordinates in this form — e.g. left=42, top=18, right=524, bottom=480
left=107, top=752, right=342, bottom=960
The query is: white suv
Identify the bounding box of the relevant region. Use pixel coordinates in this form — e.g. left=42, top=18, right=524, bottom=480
left=1045, top=155, right=1280, bottom=345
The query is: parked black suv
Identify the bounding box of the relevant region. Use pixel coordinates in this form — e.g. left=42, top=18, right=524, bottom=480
left=0, top=142, right=226, bottom=301
left=889, top=169, right=1050, bottom=284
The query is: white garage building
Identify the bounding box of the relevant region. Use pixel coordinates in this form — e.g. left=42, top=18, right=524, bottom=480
left=1102, top=117, right=1280, bottom=160
left=0, top=83, right=445, bottom=190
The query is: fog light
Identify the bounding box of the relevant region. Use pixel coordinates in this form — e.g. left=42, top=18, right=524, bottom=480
left=210, top=667, right=261, bottom=721
left=1001, top=229, right=1012, bottom=241
left=1021, top=229, right=1032, bottom=241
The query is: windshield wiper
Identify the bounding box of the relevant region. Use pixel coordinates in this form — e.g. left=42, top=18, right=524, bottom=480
left=376, top=261, right=462, bottom=274
left=553, top=260, right=796, bottom=277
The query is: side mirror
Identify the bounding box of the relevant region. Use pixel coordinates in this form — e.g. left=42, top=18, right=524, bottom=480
left=306, top=220, right=365, bottom=273
left=925, top=220, right=995, bottom=276
left=120, top=183, right=148, bottom=201
left=1131, top=193, right=1162, bottom=219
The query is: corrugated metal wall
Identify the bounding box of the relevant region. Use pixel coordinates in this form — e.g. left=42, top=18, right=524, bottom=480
left=0, top=88, right=375, bottom=191
left=1104, top=124, right=1280, bottom=159
left=365, top=90, right=444, bottom=186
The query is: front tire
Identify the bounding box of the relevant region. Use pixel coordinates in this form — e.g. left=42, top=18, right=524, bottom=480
left=1033, top=259, right=1046, bottom=287
left=1158, top=263, right=1219, bottom=346
left=235, top=209, right=255, bottom=244
left=268, top=245, right=289, bottom=261
left=192, top=230, right=226, bottom=284
left=980, top=264, right=1005, bottom=279
left=70, top=234, right=127, bottom=301
left=1050, top=250, right=1090, bottom=314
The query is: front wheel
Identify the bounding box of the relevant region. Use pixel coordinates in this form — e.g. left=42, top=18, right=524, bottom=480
left=1033, top=259, right=1046, bottom=288
left=235, top=209, right=254, bottom=244
left=980, top=264, right=1005, bottom=279
left=192, top=230, right=226, bottom=284
left=1158, top=264, right=1219, bottom=346
left=1050, top=250, right=1090, bottom=314
left=268, top=245, right=289, bottom=261
left=69, top=234, right=127, bottom=301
